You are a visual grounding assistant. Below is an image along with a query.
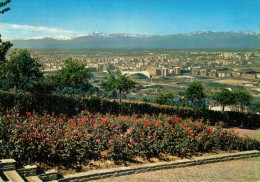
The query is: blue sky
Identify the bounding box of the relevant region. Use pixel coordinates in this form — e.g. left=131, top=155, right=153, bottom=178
left=0, top=0, right=259, bottom=39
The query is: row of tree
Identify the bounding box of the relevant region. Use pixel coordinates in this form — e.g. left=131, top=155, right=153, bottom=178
left=155, top=81, right=253, bottom=112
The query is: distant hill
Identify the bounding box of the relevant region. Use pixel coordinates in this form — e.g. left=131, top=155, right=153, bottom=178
left=10, top=31, right=260, bottom=49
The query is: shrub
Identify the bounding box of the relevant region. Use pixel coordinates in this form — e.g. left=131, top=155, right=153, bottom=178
left=0, top=91, right=259, bottom=127
left=0, top=111, right=259, bottom=168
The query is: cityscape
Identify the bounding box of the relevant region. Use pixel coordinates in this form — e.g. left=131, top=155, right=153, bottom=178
left=0, top=0, right=260, bottom=181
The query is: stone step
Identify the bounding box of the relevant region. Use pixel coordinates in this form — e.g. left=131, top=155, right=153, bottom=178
left=25, top=176, right=43, bottom=182
left=0, top=176, right=4, bottom=182
left=3, top=170, right=25, bottom=182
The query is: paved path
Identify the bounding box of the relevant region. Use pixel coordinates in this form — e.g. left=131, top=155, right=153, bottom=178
left=93, top=157, right=260, bottom=182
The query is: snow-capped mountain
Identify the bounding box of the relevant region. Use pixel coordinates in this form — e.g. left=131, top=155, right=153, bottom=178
left=10, top=31, right=260, bottom=49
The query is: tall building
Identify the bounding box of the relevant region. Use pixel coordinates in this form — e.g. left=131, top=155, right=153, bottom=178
left=162, top=68, right=169, bottom=77
left=174, top=67, right=180, bottom=75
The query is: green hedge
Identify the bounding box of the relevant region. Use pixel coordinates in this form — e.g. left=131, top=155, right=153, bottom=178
left=0, top=91, right=259, bottom=128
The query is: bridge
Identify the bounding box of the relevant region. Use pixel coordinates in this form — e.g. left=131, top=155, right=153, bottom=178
left=122, top=71, right=151, bottom=78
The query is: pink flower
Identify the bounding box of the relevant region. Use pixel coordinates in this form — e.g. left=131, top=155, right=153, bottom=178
left=45, top=137, right=49, bottom=141
left=96, top=139, right=100, bottom=143
left=127, top=129, right=131, bottom=134
left=134, top=142, right=139, bottom=146
left=53, top=140, right=56, bottom=143
left=148, top=135, right=153, bottom=139
left=120, top=134, right=123, bottom=137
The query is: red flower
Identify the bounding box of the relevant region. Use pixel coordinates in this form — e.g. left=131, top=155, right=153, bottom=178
left=170, top=124, right=173, bottom=127
left=89, top=114, right=93, bottom=118
left=26, top=112, right=31, bottom=115
left=111, top=124, right=115, bottom=128
left=146, top=121, right=150, bottom=126
left=90, top=119, right=94, bottom=123
left=176, top=117, right=181, bottom=121
left=156, top=122, right=160, bottom=127
left=143, top=125, right=146, bottom=128
left=168, top=117, right=172, bottom=121
left=186, top=124, right=189, bottom=127
left=145, top=114, right=149, bottom=118
left=195, top=147, right=198, bottom=151
left=7, top=114, right=12, bottom=118
left=208, top=128, right=211, bottom=132
left=96, top=139, right=100, bottom=143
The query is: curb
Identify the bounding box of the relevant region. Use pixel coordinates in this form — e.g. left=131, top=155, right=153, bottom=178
left=59, top=150, right=260, bottom=182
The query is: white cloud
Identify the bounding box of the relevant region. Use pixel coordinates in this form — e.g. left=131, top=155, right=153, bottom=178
left=0, top=23, right=78, bottom=40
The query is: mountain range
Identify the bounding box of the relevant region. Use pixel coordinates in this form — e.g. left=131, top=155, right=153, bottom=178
left=10, top=31, right=260, bottom=49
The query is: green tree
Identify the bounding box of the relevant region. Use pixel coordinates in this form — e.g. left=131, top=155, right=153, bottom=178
left=233, top=90, right=252, bottom=111
left=0, top=0, right=11, bottom=14
left=54, top=57, right=93, bottom=96
left=101, top=68, right=137, bottom=103
left=3, top=49, right=43, bottom=94
left=0, top=0, right=12, bottom=81
left=155, top=91, right=176, bottom=105
left=215, top=89, right=235, bottom=112
left=185, top=81, right=205, bottom=106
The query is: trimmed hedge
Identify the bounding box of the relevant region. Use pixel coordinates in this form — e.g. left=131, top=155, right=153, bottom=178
left=0, top=91, right=259, bottom=128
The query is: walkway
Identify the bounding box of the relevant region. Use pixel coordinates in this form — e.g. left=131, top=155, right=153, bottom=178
left=93, top=157, right=260, bottom=182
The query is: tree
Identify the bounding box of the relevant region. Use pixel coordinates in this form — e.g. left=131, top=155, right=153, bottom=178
left=155, top=91, right=177, bottom=105
left=101, top=68, right=137, bottom=103
left=3, top=49, right=43, bottom=94
left=233, top=90, right=252, bottom=111
left=54, top=57, right=93, bottom=96
left=185, top=81, right=205, bottom=106
left=0, top=0, right=12, bottom=81
left=0, top=34, right=12, bottom=62
left=215, top=89, right=235, bottom=112
left=0, top=0, right=12, bottom=62
left=0, top=0, right=11, bottom=14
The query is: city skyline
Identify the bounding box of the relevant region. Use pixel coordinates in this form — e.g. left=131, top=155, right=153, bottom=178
left=0, top=0, right=259, bottom=40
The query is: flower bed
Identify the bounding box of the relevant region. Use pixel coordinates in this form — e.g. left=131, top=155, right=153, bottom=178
left=0, top=111, right=259, bottom=169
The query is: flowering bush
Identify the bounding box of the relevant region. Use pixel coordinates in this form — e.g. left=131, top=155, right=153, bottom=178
left=0, top=111, right=259, bottom=168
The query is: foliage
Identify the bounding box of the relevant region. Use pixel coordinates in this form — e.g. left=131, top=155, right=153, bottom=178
left=0, top=91, right=259, bottom=128
left=0, top=0, right=11, bottom=14
left=0, top=34, right=12, bottom=62
left=102, top=68, right=137, bottom=103
left=232, top=90, right=253, bottom=111
left=54, top=58, right=92, bottom=88
left=0, top=111, right=259, bottom=168
left=155, top=91, right=177, bottom=105
left=2, top=49, right=43, bottom=94
left=215, top=89, right=235, bottom=111
left=185, top=81, right=205, bottom=105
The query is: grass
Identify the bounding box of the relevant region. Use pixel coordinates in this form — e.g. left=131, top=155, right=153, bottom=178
left=247, top=129, right=260, bottom=142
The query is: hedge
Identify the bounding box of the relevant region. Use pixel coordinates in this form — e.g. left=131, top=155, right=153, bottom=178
left=0, top=91, right=259, bottom=128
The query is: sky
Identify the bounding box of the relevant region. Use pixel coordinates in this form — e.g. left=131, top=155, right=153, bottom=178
left=0, top=0, right=259, bottom=40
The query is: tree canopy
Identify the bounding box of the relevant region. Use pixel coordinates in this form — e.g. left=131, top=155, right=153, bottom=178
left=232, top=89, right=252, bottom=111
left=54, top=58, right=93, bottom=88
left=185, top=81, right=205, bottom=105
left=0, top=0, right=12, bottom=62
left=3, top=49, right=43, bottom=94
left=0, top=0, right=11, bottom=14
left=215, top=89, right=235, bottom=111
left=102, top=68, right=137, bottom=103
